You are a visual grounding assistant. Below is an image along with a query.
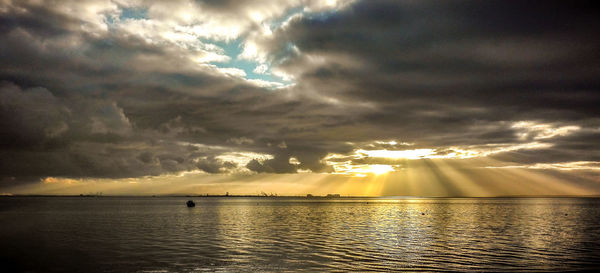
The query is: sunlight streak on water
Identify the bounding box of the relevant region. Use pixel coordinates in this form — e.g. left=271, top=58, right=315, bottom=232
left=1, top=197, right=599, bottom=272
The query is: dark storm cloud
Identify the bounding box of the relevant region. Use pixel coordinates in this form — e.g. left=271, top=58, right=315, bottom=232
left=0, top=83, right=204, bottom=179
left=244, top=145, right=334, bottom=173
left=0, top=0, right=599, bottom=182
left=261, top=0, right=600, bottom=146
left=0, top=2, right=80, bottom=37
left=490, top=129, right=600, bottom=165
left=246, top=157, right=296, bottom=174
left=196, top=157, right=237, bottom=174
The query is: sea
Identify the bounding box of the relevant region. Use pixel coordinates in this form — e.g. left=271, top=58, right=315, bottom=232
left=1, top=197, right=599, bottom=272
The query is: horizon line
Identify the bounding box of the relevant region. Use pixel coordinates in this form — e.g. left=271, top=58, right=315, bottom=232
left=2, top=194, right=600, bottom=198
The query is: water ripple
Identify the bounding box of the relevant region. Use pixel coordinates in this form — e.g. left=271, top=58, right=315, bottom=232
left=1, top=197, right=600, bottom=272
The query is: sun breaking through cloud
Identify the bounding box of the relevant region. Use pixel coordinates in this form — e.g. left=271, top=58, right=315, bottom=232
left=1, top=0, right=599, bottom=196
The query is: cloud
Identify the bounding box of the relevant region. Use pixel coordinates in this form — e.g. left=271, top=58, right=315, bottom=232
left=196, top=157, right=236, bottom=174
left=227, top=137, right=254, bottom=145
left=246, top=157, right=296, bottom=174
left=253, top=64, right=268, bottom=74
left=0, top=0, right=599, bottom=191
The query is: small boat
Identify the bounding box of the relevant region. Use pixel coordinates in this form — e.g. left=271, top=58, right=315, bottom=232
left=186, top=200, right=195, bottom=207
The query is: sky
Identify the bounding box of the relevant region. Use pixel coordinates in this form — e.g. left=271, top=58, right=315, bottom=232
left=0, top=0, right=599, bottom=196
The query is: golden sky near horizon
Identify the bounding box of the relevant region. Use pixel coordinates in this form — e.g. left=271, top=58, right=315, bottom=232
left=1, top=0, right=599, bottom=196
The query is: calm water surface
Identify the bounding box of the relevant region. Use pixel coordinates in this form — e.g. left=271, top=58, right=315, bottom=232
left=1, top=197, right=599, bottom=272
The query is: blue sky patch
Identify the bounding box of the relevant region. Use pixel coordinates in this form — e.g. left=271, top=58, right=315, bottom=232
left=120, top=7, right=148, bottom=21
left=207, top=38, right=288, bottom=84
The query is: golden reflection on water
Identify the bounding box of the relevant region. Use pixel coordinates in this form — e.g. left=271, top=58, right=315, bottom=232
left=1, top=197, right=599, bottom=272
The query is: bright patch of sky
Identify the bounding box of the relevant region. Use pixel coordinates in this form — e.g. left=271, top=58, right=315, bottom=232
left=208, top=38, right=286, bottom=84
left=120, top=7, right=148, bottom=20
left=205, top=7, right=306, bottom=88
left=104, top=7, right=147, bottom=24
left=110, top=5, right=334, bottom=89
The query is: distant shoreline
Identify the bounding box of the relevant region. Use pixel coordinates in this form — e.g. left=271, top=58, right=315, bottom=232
left=2, top=194, right=600, bottom=198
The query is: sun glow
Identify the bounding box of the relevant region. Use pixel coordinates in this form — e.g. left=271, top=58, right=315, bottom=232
left=366, top=164, right=394, bottom=175
left=323, top=139, right=558, bottom=177
left=331, top=163, right=395, bottom=177
left=356, top=148, right=435, bottom=159
left=6, top=158, right=597, bottom=197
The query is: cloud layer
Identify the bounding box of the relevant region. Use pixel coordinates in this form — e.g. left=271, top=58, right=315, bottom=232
left=1, top=0, right=599, bottom=194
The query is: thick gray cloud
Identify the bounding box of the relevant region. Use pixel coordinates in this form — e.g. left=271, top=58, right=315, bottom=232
left=259, top=0, right=600, bottom=155
left=0, top=0, right=599, bottom=185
